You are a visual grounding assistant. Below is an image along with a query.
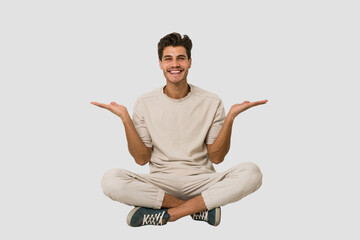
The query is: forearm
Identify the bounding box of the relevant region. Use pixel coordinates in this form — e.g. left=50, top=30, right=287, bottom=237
left=122, top=113, right=151, bottom=166
left=207, top=114, right=235, bottom=164
left=207, top=99, right=268, bottom=164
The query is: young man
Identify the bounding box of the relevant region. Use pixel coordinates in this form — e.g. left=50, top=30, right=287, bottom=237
left=91, top=32, right=268, bottom=227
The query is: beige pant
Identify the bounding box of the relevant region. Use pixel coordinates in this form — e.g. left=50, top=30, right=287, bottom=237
left=101, top=162, right=262, bottom=210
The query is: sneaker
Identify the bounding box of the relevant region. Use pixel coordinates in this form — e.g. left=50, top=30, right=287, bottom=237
left=191, top=207, right=221, bottom=226
left=126, top=207, right=170, bottom=227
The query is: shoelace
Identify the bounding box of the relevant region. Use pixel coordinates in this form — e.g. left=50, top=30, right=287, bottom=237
left=142, top=211, right=166, bottom=225
left=192, top=210, right=208, bottom=221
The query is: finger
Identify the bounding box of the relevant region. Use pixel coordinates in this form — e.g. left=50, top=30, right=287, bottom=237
left=90, top=101, right=100, bottom=106
left=252, top=100, right=268, bottom=106
left=90, top=102, right=109, bottom=109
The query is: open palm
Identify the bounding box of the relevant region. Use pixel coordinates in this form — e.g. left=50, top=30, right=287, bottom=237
left=91, top=101, right=128, bottom=120
left=229, top=100, right=268, bottom=119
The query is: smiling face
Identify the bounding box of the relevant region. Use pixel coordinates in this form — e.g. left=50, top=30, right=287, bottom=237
left=159, top=46, right=192, bottom=85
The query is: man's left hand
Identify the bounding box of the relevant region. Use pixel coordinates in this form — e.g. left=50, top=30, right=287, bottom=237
left=228, top=100, right=268, bottom=120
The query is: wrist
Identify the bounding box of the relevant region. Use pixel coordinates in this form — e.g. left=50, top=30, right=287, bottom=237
left=227, top=111, right=236, bottom=122
left=226, top=113, right=235, bottom=123
left=121, top=111, right=131, bottom=123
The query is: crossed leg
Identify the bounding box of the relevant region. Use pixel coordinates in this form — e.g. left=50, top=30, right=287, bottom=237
left=162, top=193, right=206, bottom=222
left=101, top=162, right=263, bottom=224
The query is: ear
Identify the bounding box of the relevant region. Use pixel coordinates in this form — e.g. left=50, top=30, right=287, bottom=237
left=189, top=58, right=192, bottom=69
left=159, top=59, right=163, bottom=70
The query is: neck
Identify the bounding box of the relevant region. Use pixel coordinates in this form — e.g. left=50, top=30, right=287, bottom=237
left=163, top=80, right=190, bottom=99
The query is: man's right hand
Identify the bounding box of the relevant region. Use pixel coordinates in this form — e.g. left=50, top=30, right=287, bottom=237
left=91, top=101, right=129, bottom=121
left=91, top=101, right=151, bottom=165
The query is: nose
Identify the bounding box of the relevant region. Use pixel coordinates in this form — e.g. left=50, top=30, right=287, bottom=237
left=171, top=59, right=180, bottom=67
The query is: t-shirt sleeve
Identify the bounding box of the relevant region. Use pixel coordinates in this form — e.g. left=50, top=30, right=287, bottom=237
left=132, top=99, right=152, bottom=148
left=205, top=100, right=226, bottom=144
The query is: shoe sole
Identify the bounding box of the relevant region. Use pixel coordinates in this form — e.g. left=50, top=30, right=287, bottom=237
left=126, top=207, right=141, bottom=226
left=214, top=207, right=221, bottom=226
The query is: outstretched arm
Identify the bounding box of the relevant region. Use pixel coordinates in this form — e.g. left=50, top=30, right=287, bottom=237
left=207, top=100, right=268, bottom=164
left=91, top=101, right=152, bottom=166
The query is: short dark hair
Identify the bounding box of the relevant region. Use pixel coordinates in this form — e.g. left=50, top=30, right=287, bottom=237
left=157, top=32, right=192, bottom=61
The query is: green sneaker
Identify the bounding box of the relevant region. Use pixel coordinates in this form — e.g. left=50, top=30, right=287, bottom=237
left=126, top=207, right=170, bottom=227
left=191, top=207, right=221, bottom=226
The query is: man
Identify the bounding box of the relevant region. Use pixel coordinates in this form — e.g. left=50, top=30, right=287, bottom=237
left=91, top=32, right=268, bottom=227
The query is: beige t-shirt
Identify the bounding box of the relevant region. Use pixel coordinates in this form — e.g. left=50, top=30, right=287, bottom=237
left=132, top=84, right=226, bottom=176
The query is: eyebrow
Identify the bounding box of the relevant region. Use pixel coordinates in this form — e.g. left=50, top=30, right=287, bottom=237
left=163, top=54, right=187, bottom=59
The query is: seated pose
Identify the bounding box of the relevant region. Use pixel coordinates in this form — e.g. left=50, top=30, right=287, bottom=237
left=91, top=32, right=268, bottom=227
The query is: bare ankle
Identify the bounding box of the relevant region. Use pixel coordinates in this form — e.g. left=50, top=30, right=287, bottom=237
left=162, top=194, right=185, bottom=208
left=167, top=208, right=179, bottom=222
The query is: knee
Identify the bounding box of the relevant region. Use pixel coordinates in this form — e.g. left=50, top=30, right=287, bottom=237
left=245, top=162, right=262, bottom=176
left=235, top=162, right=263, bottom=189
left=246, top=162, right=263, bottom=189
left=101, top=168, right=128, bottom=199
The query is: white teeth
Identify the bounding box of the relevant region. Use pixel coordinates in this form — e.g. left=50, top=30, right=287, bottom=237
left=170, top=71, right=181, bottom=74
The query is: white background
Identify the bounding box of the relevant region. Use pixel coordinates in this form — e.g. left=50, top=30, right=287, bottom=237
left=1, top=0, right=359, bottom=239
